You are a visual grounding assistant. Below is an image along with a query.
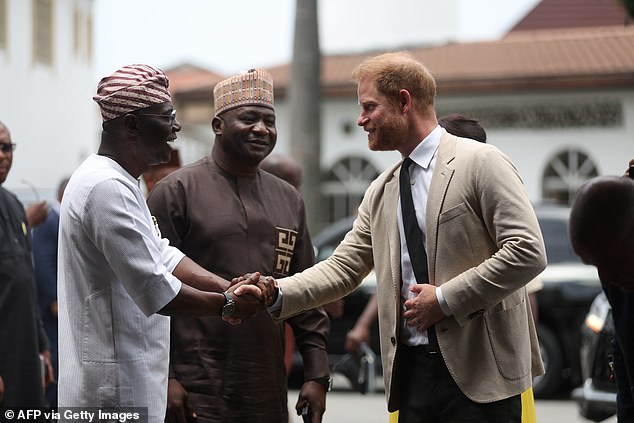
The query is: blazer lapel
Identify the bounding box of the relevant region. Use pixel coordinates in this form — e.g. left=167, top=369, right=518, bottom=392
left=385, top=168, right=401, bottom=299
left=426, top=132, right=456, bottom=284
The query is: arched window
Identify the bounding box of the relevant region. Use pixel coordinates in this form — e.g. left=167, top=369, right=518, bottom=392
left=322, top=156, right=379, bottom=223
left=542, top=149, right=599, bottom=205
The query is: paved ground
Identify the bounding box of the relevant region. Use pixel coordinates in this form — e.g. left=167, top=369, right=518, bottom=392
left=288, top=374, right=618, bottom=422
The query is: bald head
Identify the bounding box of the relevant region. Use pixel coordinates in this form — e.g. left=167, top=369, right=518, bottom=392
left=0, top=120, right=13, bottom=185
left=260, top=154, right=302, bottom=190
left=569, top=175, right=634, bottom=290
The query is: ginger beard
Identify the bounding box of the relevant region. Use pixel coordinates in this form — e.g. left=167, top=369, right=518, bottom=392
left=368, top=109, right=408, bottom=152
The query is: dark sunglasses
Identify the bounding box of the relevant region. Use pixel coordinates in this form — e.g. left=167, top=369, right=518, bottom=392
left=136, top=110, right=177, bottom=125
left=0, top=143, right=16, bottom=153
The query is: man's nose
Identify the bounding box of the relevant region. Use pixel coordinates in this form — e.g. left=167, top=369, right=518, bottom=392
left=253, top=120, right=268, bottom=132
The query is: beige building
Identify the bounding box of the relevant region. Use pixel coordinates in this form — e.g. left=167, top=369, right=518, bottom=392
left=169, top=22, right=634, bottom=226
left=0, top=0, right=97, bottom=201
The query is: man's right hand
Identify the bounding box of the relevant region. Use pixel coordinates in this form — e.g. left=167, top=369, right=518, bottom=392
left=26, top=200, right=48, bottom=228
left=166, top=378, right=197, bottom=423
left=345, top=324, right=370, bottom=354
left=231, top=273, right=278, bottom=306
left=222, top=273, right=266, bottom=324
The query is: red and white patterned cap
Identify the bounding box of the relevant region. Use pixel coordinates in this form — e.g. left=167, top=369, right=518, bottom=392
left=213, top=68, right=274, bottom=115
left=93, top=64, right=172, bottom=121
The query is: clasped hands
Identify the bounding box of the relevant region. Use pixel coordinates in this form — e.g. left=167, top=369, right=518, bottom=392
left=221, top=273, right=277, bottom=324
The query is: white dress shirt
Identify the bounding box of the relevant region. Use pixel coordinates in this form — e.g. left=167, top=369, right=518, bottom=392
left=57, top=154, right=183, bottom=422
left=397, top=125, right=450, bottom=346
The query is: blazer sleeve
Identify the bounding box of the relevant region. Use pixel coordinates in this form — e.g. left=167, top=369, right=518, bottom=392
left=277, top=185, right=376, bottom=320
left=438, top=144, right=547, bottom=325
left=286, top=203, right=331, bottom=380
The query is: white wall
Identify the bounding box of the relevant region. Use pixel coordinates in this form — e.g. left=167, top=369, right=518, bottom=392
left=0, top=0, right=98, bottom=202
left=274, top=87, right=633, bottom=206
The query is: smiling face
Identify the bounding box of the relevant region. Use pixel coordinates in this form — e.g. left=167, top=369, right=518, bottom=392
left=0, top=124, right=13, bottom=184
left=356, top=77, right=407, bottom=152
left=213, top=105, right=277, bottom=172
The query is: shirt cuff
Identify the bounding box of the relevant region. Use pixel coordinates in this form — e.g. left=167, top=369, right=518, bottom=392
left=267, top=286, right=283, bottom=317
left=436, top=286, right=452, bottom=316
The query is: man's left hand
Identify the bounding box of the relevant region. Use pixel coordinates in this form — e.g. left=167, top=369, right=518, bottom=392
left=26, top=201, right=48, bottom=228
left=40, top=350, right=55, bottom=388
left=403, top=284, right=444, bottom=331
left=295, top=380, right=327, bottom=423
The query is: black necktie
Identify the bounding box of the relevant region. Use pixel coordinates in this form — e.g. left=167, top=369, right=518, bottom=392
left=399, top=157, right=438, bottom=349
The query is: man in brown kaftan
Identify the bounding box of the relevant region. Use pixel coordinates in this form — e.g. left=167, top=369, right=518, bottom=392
left=148, top=69, right=330, bottom=423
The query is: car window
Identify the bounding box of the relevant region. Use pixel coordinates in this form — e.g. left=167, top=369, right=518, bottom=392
left=317, top=245, right=337, bottom=262
left=539, top=217, right=581, bottom=264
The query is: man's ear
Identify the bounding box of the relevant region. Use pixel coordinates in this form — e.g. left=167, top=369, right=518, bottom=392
left=211, top=116, right=223, bottom=135
left=398, top=89, right=412, bottom=114
left=122, top=113, right=139, bottom=138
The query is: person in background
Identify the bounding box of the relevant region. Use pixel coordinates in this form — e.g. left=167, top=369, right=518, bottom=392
left=260, top=153, right=303, bottom=191
left=569, top=170, right=634, bottom=421
left=31, top=176, right=69, bottom=408
left=57, top=65, right=270, bottom=423
left=437, top=113, right=487, bottom=142
left=0, top=121, right=54, bottom=407
left=148, top=69, right=331, bottom=423
left=253, top=52, right=546, bottom=422
left=25, top=201, right=48, bottom=228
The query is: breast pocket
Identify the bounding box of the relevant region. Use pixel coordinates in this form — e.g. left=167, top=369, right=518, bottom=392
left=437, top=202, right=490, bottom=267
left=437, top=203, right=476, bottom=262
left=438, top=202, right=468, bottom=224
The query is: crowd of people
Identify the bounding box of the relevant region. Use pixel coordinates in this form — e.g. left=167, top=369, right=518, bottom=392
left=0, top=51, right=631, bottom=423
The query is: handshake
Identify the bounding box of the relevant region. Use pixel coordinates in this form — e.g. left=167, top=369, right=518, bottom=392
left=221, top=272, right=278, bottom=324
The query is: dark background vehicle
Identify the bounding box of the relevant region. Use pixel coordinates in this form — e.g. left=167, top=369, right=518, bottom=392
left=532, top=206, right=604, bottom=398
left=288, top=216, right=381, bottom=391
left=289, top=206, right=603, bottom=397
left=534, top=264, right=602, bottom=397
left=572, top=292, right=617, bottom=421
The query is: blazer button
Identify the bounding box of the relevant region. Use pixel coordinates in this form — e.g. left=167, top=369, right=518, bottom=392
left=390, top=336, right=397, bottom=346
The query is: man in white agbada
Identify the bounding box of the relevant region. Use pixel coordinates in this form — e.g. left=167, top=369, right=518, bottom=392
left=57, top=64, right=273, bottom=422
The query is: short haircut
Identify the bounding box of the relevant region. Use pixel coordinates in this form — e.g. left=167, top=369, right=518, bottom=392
left=352, top=52, right=436, bottom=110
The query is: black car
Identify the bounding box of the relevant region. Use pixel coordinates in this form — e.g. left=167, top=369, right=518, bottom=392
left=290, top=206, right=603, bottom=397
left=288, top=216, right=381, bottom=392
left=572, top=292, right=617, bottom=421
left=531, top=206, right=604, bottom=398
left=533, top=263, right=602, bottom=397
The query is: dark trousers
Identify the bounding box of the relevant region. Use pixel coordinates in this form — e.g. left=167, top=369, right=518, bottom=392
left=398, top=345, right=521, bottom=423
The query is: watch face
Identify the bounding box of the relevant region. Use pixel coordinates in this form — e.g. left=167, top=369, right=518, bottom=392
left=222, top=301, right=235, bottom=318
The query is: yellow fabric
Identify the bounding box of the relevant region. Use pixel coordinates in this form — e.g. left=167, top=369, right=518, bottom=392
left=521, top=387, right=537, bottom=423
left=387, top=387, right=536, bottom=423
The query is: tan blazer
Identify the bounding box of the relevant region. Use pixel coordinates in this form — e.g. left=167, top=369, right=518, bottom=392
left=277, top=130, right=546, bottom=411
